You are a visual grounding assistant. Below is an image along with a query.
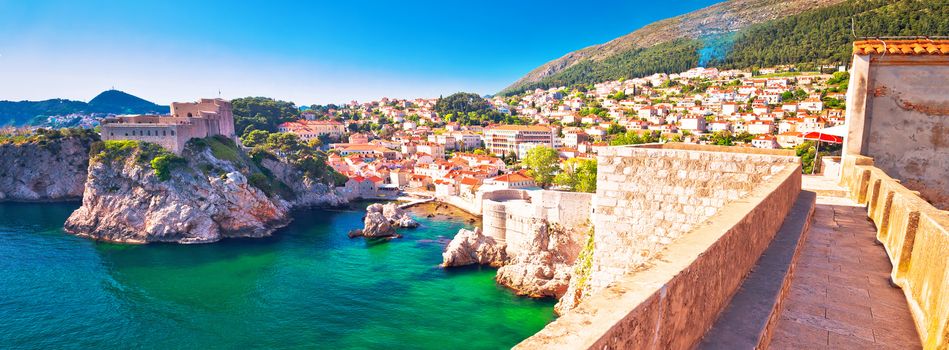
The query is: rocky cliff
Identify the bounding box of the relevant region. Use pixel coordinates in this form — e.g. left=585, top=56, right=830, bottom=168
left=65, top=137, right=344, bottom=244
left=442, top=219, right=587, bottom=303
left=0, top=133, right=96, bottom=201
left=259, top=157, right=346, bottom=208
left=495, top=223, right=582, bottom=299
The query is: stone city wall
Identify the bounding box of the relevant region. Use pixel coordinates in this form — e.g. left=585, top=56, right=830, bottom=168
left=517, top=144, right=802, bottom=349
left=584, top=144, right=799, bottom=294
left=842, top=155, right=949, bottom=349
left=481, top=189, right=592, bottom=254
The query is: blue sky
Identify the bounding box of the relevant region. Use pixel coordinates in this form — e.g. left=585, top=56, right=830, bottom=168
left=0, top=0, right=721, bottom=105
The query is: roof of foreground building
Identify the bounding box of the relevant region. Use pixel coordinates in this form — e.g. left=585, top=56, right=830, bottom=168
left=853, top=39, right=949, bottom=55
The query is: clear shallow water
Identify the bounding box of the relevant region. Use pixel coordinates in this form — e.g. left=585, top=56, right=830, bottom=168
left=0, top=202, right=554, bottom=349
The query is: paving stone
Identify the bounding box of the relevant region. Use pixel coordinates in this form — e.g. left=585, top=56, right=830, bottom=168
left=784, top=300, right=826, bottom=318
left=772, top=316, right=830, bottom=346
left=782, top=311, right=876, bottom=342
left=825, top=304, right=873, bottom=324
left=872, top=328, right=923, bottom=349
left=829, top=332, right=884, bottom=349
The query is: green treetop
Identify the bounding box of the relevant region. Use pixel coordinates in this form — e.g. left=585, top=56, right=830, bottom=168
left=522, top=146, right=560, bottom=188
left=554, top=158, right=597, bottom=193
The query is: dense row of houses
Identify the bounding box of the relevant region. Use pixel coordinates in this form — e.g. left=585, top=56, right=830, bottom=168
left=271, top=65, right=848, bottom=202
left=488, top=66, right=847, bottom=150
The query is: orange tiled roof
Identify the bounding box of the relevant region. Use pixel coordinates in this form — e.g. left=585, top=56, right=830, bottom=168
left=460, top=177, right=481, bottom=186
left=490, top=172, right=534, bottom=183
left=853, top=39, right=949, bottom=55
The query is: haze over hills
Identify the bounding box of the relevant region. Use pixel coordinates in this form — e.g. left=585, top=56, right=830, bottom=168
left=500, top=0, right=949, bottom=95
left=0, top=90, right=169, bottom=126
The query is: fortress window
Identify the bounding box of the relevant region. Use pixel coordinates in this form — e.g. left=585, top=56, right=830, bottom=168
left=147, top=130, right=151, bottom=136
left=171, top=130, right=175, bottom=136
left=163, top=130, right=166, bottom=136
left=187, top=113, right=193, bottom=118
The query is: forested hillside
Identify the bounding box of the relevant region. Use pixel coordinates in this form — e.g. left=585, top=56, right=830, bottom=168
left=231, top=97, right=301, bottom=137
left=501, top=0, right=949, bottom=95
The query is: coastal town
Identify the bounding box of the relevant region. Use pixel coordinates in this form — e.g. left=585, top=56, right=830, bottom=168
left=258, top=65, right=849, bottom=210
left=2, top=64, right=851, bottom=213
left=2, top=0, right=948, bottom=348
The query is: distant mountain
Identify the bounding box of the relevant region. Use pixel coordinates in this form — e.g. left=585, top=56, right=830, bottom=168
left=87, top=90, right=168, bottom=116
left=500, top=0, right=949, bottom=95
left=0, top=90, right=169, bottom=126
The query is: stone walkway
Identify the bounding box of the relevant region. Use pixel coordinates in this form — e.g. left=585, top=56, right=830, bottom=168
left=768, top=195, right=921, bottom=349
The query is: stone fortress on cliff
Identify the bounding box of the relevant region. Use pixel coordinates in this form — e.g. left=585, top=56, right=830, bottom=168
left=100, top=98, right=236, bottom=154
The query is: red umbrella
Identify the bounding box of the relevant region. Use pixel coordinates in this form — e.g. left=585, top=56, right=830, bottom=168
left=801, top=126, right=845, bottom=174
left=802, top=131, right=843, bottom=144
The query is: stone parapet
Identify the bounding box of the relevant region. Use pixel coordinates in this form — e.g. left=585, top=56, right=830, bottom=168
left=843, top=157, right=949, bottom=349
left=582, top=144, right=798, bottom=298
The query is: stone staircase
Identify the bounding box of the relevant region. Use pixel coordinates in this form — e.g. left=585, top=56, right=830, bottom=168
left=802, top=175, right=849, bottom=198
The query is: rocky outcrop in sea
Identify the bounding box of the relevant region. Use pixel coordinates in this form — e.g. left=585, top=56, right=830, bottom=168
left=0, top=133, right=95, bottom=201
left=349, top=202, right=419, bottom=238
left=65, top=137, right=345, bottom=244
left=495, top=223, right=581, bottom=299
left=441, top=227, right=506, bottom=267
left=442, top=220, right=586, bottom=302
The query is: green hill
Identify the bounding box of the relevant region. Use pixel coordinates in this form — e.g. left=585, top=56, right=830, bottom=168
left=0, top=99, right=92, bottom=126
left=500, top=0, right=949, bottom=96
left=0, top=90, right=169, bottom=126
left=87, top=90, right=168, bottom=115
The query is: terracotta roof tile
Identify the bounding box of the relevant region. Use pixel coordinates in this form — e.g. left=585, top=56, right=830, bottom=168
left=490, top=172, right=534, bottom=183
left=853, top=39, right=949, bottom=55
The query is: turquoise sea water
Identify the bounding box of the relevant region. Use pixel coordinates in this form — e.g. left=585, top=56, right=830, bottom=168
left=0, top=202, right=555, bottom=349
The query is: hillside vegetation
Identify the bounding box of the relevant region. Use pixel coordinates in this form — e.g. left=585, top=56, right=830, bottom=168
left=501, top=0, right=949, bottom=95
left=231, top=97, right=301, bottom=137
left=435, top=92, right=528, bottom=126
